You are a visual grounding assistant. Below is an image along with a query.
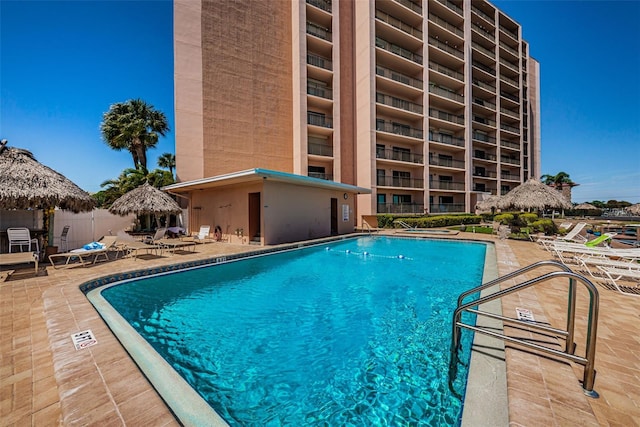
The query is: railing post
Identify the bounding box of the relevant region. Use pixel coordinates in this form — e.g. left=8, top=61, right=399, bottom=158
left=565, top=277, right=577, bottom=354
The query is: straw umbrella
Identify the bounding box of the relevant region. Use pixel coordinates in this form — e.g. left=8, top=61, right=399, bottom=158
left=475, top=195, right=501, bottom=213
left=109, top=182, right=181, bottom=229
left=0, top=143, right=96, bottom=247
left=574, top=202, right=598, bottom=211
left=497, top=178, right=572, bottom=212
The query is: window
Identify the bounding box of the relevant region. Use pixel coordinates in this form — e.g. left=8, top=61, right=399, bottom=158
left=376, top=144, right=385, bottom=158
left=392, top=146, right=411, bottom=162
left=392, top=171, right=410, bottom=187
left=393, top=194, right=412, bottom=204
left=376, top=169, right=386, bottom=186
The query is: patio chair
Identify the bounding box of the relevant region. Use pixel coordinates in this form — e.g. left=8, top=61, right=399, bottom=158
left=115, top=230, right=163, bottom=260
left=537, top=222, right=588, bottom=250
left=573, top=255, right=640, bottom=281
left=48, top=236, right=120, bottom=269
left=54, top=225, right=70, bottom=252
left=192, top=225, right=215, bottom=244
left=558, top=222, right=573, bottom=231
left=596, top=266, right=640, bottom=297
left=7, top=227, right=39, bottom=254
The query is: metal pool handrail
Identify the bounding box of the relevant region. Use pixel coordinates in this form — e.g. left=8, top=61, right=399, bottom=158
left=449, top=260, right=600, bottom=398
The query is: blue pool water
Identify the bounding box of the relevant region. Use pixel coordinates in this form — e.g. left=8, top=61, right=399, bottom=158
left=100, top=236, right=485, bottom=426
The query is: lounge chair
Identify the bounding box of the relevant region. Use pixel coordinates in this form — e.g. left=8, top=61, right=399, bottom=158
left=0, top=252, right=39, bottom=274
left=155, top=238, right=197, bottom=255
left=48, top=236, right=120, bottom=269
left=573, top=254, right=640, bottom=280
left=116, top=230, right=163, bottom=260
left=190, top=225, right=215, bottom=244
left=537, top=222, right=588, bottom=250
left=596, top=266, right=640, bottom=297
left=550, top=241, right=640, bottom=265
left=558, top=222, right=573, bottom=231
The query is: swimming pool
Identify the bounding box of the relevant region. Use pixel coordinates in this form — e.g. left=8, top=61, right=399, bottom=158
left=89, top=236, right=487, bottom=426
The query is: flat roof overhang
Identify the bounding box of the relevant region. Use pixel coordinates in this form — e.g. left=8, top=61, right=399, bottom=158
left=162, top=168, right=372, bottom=195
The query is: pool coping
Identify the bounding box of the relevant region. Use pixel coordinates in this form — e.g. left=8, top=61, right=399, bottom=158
left=81, top=234, right=505, bottom=426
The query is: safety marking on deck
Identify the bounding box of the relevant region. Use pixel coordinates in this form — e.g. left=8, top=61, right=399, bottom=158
left=71, top=329, right=97, bottom=350
left=516, top=307, right=535, bottom=322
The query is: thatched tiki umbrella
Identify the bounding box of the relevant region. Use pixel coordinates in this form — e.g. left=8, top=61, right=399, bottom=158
left=0, top=143, right=96, bottom=247
left=475, top=195, right=501, bottom=213
left=109, top=182, right=181, bottom=229
left=627, top=203, right=640, bottom=216
left=497, top=178, right=572, bottom=213
left=574, top=202, right=598, bottom=210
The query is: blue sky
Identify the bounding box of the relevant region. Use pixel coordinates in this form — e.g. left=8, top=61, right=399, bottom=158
left=1, top=0, right=639, bottom=203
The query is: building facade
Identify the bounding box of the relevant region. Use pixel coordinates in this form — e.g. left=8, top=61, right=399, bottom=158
left=174, top=0, right=541, bottom=218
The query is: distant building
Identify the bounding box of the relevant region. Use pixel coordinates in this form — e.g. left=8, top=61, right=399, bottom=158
left=172, top=0, right=541, bottom=241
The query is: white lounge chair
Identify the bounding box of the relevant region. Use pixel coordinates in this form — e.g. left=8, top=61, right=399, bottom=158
left=596, top=266, right=640, bottom=297
left=537, top=222, right=588, bottom=250
left=48, top=236, right=120, bottom=269
left=191, top=225, right=215, bottom=244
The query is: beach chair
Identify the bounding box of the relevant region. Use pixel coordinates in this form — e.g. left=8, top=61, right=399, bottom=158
left=48, top=236, right=120, bottom=269
left=115, top=230, right=163, bottom=260
left=0, top=252, right=39, bottom=275
left=55, top=225, right=71, bottom=252
left=596, top=266, right=640, bottom=297
left=7, top=227, right=39, bottom=254
left=190, top=225, right=215, bottom=244
left=537, top=222, right=588, bottom=250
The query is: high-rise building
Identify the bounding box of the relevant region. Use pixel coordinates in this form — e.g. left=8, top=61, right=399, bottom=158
left=174, top=0, right=540, bottom=217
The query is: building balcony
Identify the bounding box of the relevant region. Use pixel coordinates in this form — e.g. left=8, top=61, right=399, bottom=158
left=428, top=36, right=464, bottom=60
left=307, top=82, right=333, bottom=100
left=376, top=65, right=423, bottom=90
left=307, top=53, right=332, bottom=71
left=377, top=175, right=424, bottom=189
left=308, top=172, right=334, bottom=181
left=306, top=0, right=331, bottom=13
left=306, top=22, right=332, bottom=42
left=501, top=172, right=520, bottom=181
left=429, top=156, right=465, bottom=169
left=376, top=92, right=423, bottom=114
left=376, top=9, right=423, bottom=39
left=307, top=112, right=333, bottom=128
left=429, top=83, right=464, bottom=103
left=376, top=37, right=423, bottom=65
left=473, top=184, right=497, bottom=192
left=500, top=123, right=520, bottom=134
left=500, top=91, right=519, bottom=103
left=499, top=25, right=519, bottom=41
left=473, top=97, right=496, bottom=110
left=499, top=41, right=519, bottom=57
left=434, top=0, right=463, bottom=16
left=376, top=148, right=424, bottom=164
left=472, top=60, right=496, bottom=76
left=473, top=170, right=497, bottom=178
left=472, top=131, right=496, bottom=145
left=471, top=5, right=495, bottom=24
left=500, top=107, right=519, bottom=119
left=499, top=58, right=519, bottom=73
left=500, top=74, right=519, bottom=88
left=500, top=139, right=520, bottom=150
left=473, top=115, right=496, bottom=127
left=473, top=152, right=497, bottom=161
left=429, top=203, right=465, bottom=213
left=430, top=180, right=465, bottom=191
left=429, top=108, right=465, bottom=126
left=308, top=142, right=333, bottom=157
left=471, top=23, right=495, bottom=40
left=428, top=13, right=463, bottom=38
left=472, top=78, right=496, bottom=93
left=376, top=120, right=423, bottom=139
left=472, top=41, right=495, bottom=59
left=428, top=61, right=464, bottom=82
left=501, top=156, right=520, bottom=165
left=378, top=203, right=425, bottom=214
left=429, top=131, right=465, bottom=148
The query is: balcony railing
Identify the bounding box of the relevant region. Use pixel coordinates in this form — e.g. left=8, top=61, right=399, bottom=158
left=434, top=0, right=462, bottom=16
left=429, top=83, right=464, bottom=103
left=393, top=0, right=422, bottom=15
left=499, top=25, right=518, bottom=40
left=376, top=37, right=423, bottom=64
left=500, top=107, right=519, bottom=118
left=430, top=180, right=465, bottom=191
left=472, top=78, right=496, bottom=92
left=308, top=142, right=333, bottom=157
left=471, top=5, right=494, bottom=23
left=471, top=23, right=494, bottom=40
left=500, top=123, right=520, bottom=134
left=306, top=0, right=331, bottom=13
left=428, top=13, right=463, bottom=37
left=472, top=131, right=496, bottom=144
left=501, top=173, right=520, bottom=180
left=307, top=53, right=333, bottom=71
left=376, top=9, right=423, bottom=38
left=500, top=156, right=520, bottom=165
left=377, top=175, right=424, bottom=188
left=473, top=185, right=497, bottom=192
left=429, top=131, right=465, bottom=147
left=500, top=74, right=519, bottom=87
left=378, top=203, right=425, bottom=214
left=428, top=61, right=464, bottom=82
left=429, top=203, right=465, bottom=213
left=376, top=120, right=423, bottom=139
left=472, top=60, right=496, bottom=75
left=376, top=148, right=424, bottom=164
left=473, top=97, right=496, bottom=110
left=376, top=92, right=423, bottom=114
left=472, top=41, right=495, bottom=58
left=428, top=36, right=464, bottom=59
left=429, top=156, right=465, bottom=168
left=499, top=41, right=519, bottom=57
left=306, top=22, right=332, bottom=41
left=473, top=152, right=497, bottom=161
left=429, top=108, right=465, bottom=125
left=473, top=170, right=497, bottom=178
left=500, top=91, right=519, bottom=102
left=499, top=58, right=519, bottom=72
left=307, top=112, right=333, bottom=128
left=500, top=139, right=520, bottom=150
left=473, top=115, right=496, bottom=127
left=308, top=172, right=334, bottom=180
left=376, top=65, right=423, bottom=89
left=307, top=82, right=333, bottom=99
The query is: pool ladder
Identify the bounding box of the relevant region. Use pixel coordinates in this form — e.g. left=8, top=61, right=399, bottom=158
left=449, top=260, right=600, bottom=398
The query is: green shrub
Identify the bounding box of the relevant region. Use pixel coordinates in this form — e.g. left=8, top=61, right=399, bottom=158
left=531, top=219, right=556, bottom=235
left=493, top=213, right=514, bottom=225
left=378, top=214, right=483, bottom=229
left=519, top=213, right=538, bottom=224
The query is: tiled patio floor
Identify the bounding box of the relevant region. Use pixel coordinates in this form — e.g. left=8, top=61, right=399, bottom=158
left=1, top=234, right=638, bottom=426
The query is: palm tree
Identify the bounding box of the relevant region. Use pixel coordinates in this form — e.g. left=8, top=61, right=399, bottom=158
left=100, top=99, right=170, bottom=170
left=157, top=152, right=176, bottom=177
left=540, top=172, right=574, bottom=187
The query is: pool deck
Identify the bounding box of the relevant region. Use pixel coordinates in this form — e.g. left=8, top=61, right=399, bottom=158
left=1, top=233, right=639, bottom=426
